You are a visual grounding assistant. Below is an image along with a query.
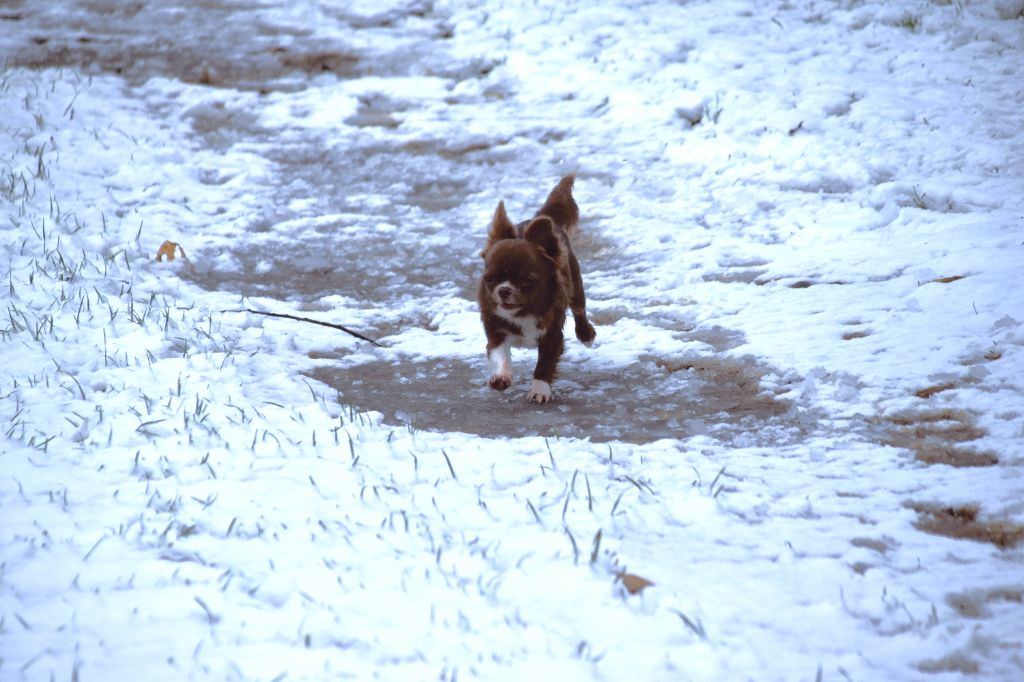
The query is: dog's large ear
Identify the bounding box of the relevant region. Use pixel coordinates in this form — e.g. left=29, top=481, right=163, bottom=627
left=524, top=216, right=563, bottom=262
left=535, top=173, right=578, bottom=234
left=485, top=201, right=516, bottom=253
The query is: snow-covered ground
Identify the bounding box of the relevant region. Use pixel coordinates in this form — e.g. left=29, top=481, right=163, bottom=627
left=3, top=1, right=1023, bottom=680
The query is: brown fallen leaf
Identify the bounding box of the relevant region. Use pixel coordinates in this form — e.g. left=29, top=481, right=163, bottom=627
left=156, top=240, right=179, bottom=262
left=620, top=573, right=654, bottom=595
left=155, top=240, right=196, bottom=273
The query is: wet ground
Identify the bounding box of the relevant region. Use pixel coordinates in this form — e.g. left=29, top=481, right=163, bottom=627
left=4, top=0, right=471, bottom=89
left=309, top=334, right=801, bottom=444
left=7, top=0, right=994, bottom=454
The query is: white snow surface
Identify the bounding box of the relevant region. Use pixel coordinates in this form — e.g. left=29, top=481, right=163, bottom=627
left=2, top=1, right=1024, bottom=680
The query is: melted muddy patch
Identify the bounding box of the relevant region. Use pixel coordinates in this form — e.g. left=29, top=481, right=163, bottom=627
left=2, top=0, right=457, bottom=89
left=307, top=352, right=800, bottom=444
left=905, top=502, right=1024, bottom=549
left=8, top=0, right=923, bottom=451
left=884, top=408, right=998, bottom=467
left=945, top=587, right=1023, bottom=619
left=188, top=214, right=483, bottom=302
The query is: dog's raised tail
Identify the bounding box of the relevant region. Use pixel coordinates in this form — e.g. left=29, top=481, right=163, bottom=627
left=536, top=173, right=579, bottom=239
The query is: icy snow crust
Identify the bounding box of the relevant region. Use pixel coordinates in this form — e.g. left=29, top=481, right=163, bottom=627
left=2, top=0, right=1023, bottom=680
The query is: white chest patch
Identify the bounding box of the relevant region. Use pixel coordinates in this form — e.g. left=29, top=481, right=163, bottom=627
left=495, top=307, right=545, bottom=346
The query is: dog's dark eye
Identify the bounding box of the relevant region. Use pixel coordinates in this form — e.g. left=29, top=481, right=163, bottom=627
left=521, top=275, right=537, bottom=289
left=483, top=274, right=496, bottom=286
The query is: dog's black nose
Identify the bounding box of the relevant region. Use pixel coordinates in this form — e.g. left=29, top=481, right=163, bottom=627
left=497, top=286, right=513, bottom=300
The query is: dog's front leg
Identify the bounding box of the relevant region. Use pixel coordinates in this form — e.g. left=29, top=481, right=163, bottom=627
left=528, top=329, right=565, bottom=403
left=487, top=337, right=513, bottom=390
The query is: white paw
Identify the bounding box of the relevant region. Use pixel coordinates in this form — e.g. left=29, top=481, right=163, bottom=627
left=488, top=373, right=512, bottom=391
left=527, top=380, right=552, bottom=403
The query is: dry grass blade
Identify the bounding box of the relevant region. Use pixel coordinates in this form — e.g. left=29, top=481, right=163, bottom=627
left=669, top=608, right=707, bottom=639
left=194, top=596, right=222, bottom=624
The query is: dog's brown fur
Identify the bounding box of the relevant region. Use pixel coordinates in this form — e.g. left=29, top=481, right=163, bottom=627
left=478, top=174, right=595, bottom=403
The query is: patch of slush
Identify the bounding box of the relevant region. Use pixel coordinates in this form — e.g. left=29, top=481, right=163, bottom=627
left=310, top=348, right=799, bottom=444
left=1, top=0, right=471, bottom=89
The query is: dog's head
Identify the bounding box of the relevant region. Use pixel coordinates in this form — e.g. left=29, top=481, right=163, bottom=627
left=480, top=201, right=565, bottom=315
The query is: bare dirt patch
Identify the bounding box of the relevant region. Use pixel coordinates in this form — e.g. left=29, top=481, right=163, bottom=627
left=916, top=654, right=980, bottom=675
left=913, top=383, right=956, bottom=399
left=946, top=587, right=1023, bottom=619
left=905, top=502, right=1024, bottom=549
left=884, top=408, right=998, bottom=467
left=850, top=536, right=895, bottom=554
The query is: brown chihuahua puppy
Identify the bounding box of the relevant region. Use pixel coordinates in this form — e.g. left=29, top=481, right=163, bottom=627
left=478, top=174, right=596, bottom=403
